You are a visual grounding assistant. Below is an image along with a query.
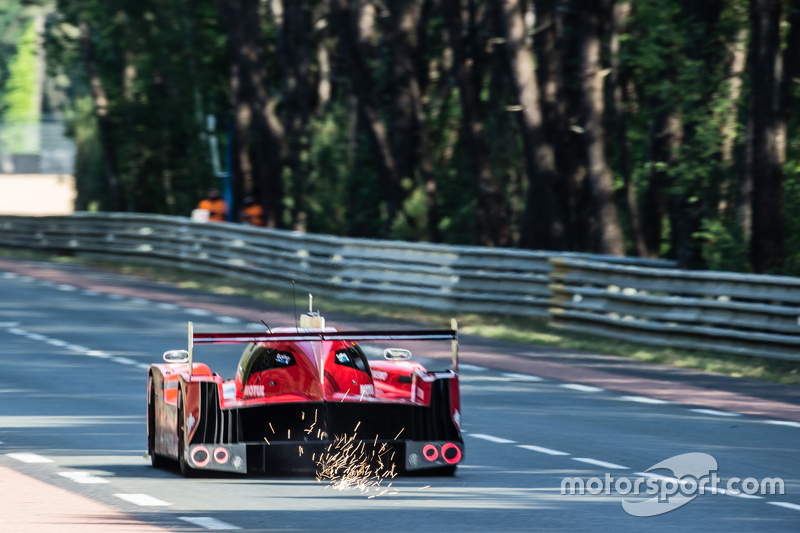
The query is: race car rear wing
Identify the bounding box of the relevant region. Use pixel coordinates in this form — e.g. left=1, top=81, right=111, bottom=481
left=185, top=318, right=460, bottom=377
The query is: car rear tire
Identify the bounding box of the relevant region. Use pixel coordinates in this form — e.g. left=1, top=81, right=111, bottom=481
left=148, top=376, right=167, bottom=469
left=177, top=394, right=197, bottom=478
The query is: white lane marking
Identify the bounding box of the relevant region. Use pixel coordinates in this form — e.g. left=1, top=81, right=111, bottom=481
left=8, top=328, right=28, bottom=335
left=690, top=409, right=740, bottom=417
left=66, top=344, right=90, bottom=353
left=0, top=441, right=4, bottom=445
left=57, top=284, right=77, bottom=291
left=186, top=308, right=211, bottom=316
left=572, top=457, right=629, bottom=470
left=156, top=303, right=179, bottom=310
left=246, top=323, right=266, bottom=331
left=1, top=272, right=18, bottom=278
left=26, top=333, right=48, bottom=341
left=39, top=281, right=55, bottom=287
left=82, top=290, right=99, bottom=296
left=502, top=373, right=543, bottom=382
left=107, top=294, right=125, bottom=300
left=561, top=383, right=604, bottom=393
left=6, top=453, right=53, bottom=463
left=767, top=502, right=800, bottom=512
left=46, top=339, right=68, bottom=347
left=112, top=357, right=139, bottom=366
left=467, top=433, right=516, bottom=444
left=517, top=444, right=569, bottom=456
left=621, top=396, right=669, bottom=405
left=178, top=517, right=241, bottom=530
left=216, top=316, right=241, bottom=324
left=129, top=298, right=150, bottom=304
left=764, top=420, right=800, bottom=428
left=458, top=364, right=487, bottom=371
left=136, top=364, right=151, bottom=370
left=85, top=350, right=112, bottom=359
left=19, top=276, right=34, bottom=282
left=58, top=471, right=109, bottom=484
left=114, top=494, right=172, bottom=506
left=0, top=321, right=20, bottom=327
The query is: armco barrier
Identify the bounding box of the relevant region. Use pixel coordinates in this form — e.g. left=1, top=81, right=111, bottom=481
left=548, top=258, right=800, bottom=362
left=0, top=213, right=673, bottom=319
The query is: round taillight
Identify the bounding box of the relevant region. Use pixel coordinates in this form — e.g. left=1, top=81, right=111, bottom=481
left=191, top=446, right=210, bottom=467
left=441, top=443, right=461, bottom=464
left=214, top=447, right=229, bottom=464
left=422, top=444, right=439, bottom=461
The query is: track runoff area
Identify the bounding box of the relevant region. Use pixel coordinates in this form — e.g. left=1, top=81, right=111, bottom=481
left=0, top=259, right=798, bottom=532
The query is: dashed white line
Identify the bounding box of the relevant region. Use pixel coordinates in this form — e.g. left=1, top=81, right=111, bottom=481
left=57, top=284, right=77, bottom=291
left=6, top=453, right=53, bottom=463
left=82, top=290, right=99, bottom=296
left=561, top=383, right=604, bottom=393
left=767, top=501, right=800, bottom=512
left=156, top=303, right=179, bottom=310
left=8, top=328, right=27, bottom=335
left=621, top=396, right=669, bottom=405
left=178, top=517, right=241, bottom=530
left=690, top=409, right=740, bottom=417
left=85, top=350, right=112, bottom=359
left=26, top=333, right=47, bottom=341
left=517, top=444, right=569, bottom=456
left=46, top=339, right=68, bottom=347
left=111, top=357, right=139, bottom=366
left=66, top=344, right=91, bottom=353
left=467, top=433, right=516, bottom=444
left=186, top=308, right=212, bottom=316
left=114, top=494, right=172, bottom=506
left=502, top=373, right=544, bottom=382
left=246, top=323, right=266, bottom=331
left=58, top=471, right=109, bottom=484
left=0, top=321, right=20, bottom=327
left=458, top=364, right=488, bottom=371
left=107, top=294, right=125, bottom=300
left=1, top=272, right=17, bottom=278
left=216, top=316, right=241, bottom=324
left=764, top=420, right=800, bottom=428
left=137, top=364, right=151, bottom=370
left=572, top=457, right=629, bottom=470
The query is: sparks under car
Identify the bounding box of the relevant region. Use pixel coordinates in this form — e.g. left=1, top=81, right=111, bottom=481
left=147, top=308, right=464, bottom=476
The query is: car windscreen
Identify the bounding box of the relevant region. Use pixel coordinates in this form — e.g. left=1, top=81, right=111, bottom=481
left=334, top=344, right=371, bottom=377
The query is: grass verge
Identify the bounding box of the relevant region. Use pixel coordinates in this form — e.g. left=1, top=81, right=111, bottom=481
left=2, top=246, right=799, bottom=386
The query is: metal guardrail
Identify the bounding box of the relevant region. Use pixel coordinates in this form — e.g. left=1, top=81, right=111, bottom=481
left=0, top=213, right=674, bottom=320
left=548, top=258, right=800, bottom=362
left=6, top=213, right=798, bottom=362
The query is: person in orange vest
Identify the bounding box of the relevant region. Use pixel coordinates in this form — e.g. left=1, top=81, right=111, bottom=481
left=197, top=188, right=228, bottom=222
left=241, top=196, right=264, bottom=227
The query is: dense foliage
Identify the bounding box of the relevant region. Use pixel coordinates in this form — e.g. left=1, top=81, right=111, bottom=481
left=1, top=0, right=799, bottom=274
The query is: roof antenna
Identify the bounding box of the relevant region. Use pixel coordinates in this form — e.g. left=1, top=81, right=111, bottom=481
left=309, top=293, right=313, bottom=314
left=260, top=319, right=272, bottom=333
left=292, top=280, right=298, bottom=332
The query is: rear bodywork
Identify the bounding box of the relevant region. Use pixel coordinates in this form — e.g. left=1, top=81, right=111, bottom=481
left=147, top=319, right=464, bottom=475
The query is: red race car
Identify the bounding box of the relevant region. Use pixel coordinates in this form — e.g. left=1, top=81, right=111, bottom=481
left=147, top=307, right=464, bottom=477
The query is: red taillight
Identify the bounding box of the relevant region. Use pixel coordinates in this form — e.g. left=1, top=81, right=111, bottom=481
left=441, top=443, right=461, bottom=464
left=191, top=446, right=210, bottom=467
left=422, top=444, right=439, bottom=461
left=213, top=447, right=229, bottom=464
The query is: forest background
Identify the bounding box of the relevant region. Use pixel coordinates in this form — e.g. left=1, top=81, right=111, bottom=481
left=1, top=0, right=799, bottom=275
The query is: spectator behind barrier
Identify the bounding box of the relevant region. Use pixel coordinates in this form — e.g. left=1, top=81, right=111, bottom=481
left=196, top=188, right=228, bottom=222
left=241, top=196, right=264, bottom=227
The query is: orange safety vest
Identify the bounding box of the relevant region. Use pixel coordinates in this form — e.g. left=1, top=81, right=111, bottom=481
left=242, top=204, right=264, bottom=227
left=198, top=198, right=228, bottom=222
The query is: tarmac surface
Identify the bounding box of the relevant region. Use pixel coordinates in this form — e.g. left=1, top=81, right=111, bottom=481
left=0, top=258, right=798, bottom=531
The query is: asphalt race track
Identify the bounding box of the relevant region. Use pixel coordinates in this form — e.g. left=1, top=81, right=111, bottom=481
left=0, top=260, right=798, bottom=531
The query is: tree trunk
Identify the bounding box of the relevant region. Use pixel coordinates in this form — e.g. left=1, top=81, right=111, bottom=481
left=79, top=21, right=124, bottom=212
left=333, top=0, right=403, bottom=229
left=282, top=0, right=312, bottom=230
left=216, top=0, right=287, bottom=228
left=608, top=0, right=646, bottom=256
left=721, top=27, right=748, bottom=165
left=749, top=0, right=784, bottom=273
left=442, top=0, right=510, bottom=247
left=499, top=0, right=564, bottom=250
left=579, top=0, right=624, bottom=256
left=778, top=0, right=800, bottom=166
